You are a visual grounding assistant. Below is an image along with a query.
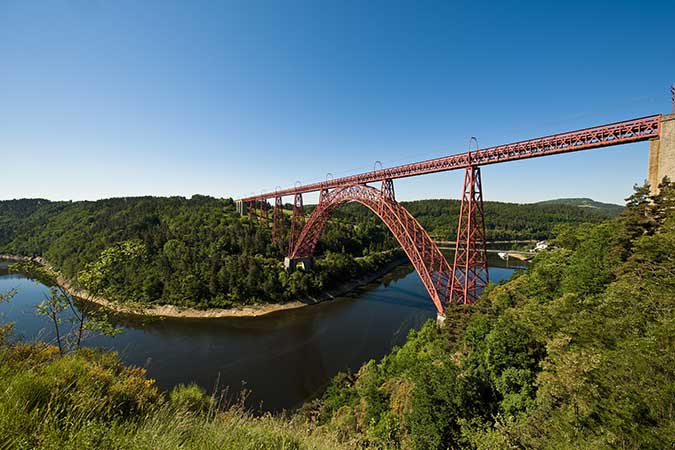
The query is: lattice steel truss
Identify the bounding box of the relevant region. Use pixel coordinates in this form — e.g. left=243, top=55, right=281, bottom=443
left=272, top=196, right=284, bottom=247
left=450, top=166, right=489, bottom=305
left=288, top=193, right=305, bottom=256
left=238, top=113, right=663, bottom=313
left=259, top=200, right=269, bottom=228
left=241, top=115, right=661, bottom=203
left=289, top=183, right=453, bottom=314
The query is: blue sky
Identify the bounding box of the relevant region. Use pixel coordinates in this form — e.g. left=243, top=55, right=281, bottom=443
left=1, top=0, right=674, bottom=204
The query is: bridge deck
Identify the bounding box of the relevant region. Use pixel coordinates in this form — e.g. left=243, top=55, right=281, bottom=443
left=240, top=115, right=660, bottom=202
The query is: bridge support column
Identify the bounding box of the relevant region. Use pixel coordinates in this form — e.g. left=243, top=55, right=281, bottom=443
left=288, top=193, right=305, bottom=256
left=648, top=114, right=675, bottom=194
left=259, top=200, right=269, bottom=228
left=284, top=256, right=314, bottom=272
left=449, top=166, right=489, bottom=304
left=436, top=313, right=446, bottom=328
left=248, top=201, right=255, bottom=223
left=282, top=183, right=450, bottom=315
left=272, top=196, right=284, bottom=247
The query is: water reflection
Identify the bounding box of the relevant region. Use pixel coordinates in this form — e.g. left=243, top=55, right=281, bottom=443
left=0, top=257, right=524, bottom=412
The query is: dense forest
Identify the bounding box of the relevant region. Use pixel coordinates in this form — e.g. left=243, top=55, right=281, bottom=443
left=534, top=197, right=625, bottom=216
left=0, top=181, right=671, bottom=449
left=402, top=197, right=620, bottom=240
left=0, top=195, right=619, bottom=308
left=0, top=196, right=400, bottom=308
left=303, top=179, right=675, bottom=449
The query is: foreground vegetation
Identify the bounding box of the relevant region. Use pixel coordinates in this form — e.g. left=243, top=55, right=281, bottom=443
left=0, top=196, right=616, bottom=309
left=0, top=340, right=351, bottom=449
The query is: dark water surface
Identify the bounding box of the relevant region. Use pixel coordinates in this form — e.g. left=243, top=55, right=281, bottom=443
left=0, top=256, right=523, bottom=412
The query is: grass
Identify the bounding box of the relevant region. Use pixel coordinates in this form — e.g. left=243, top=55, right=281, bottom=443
left=0, top=341, right=353, bottom=450
left=1, top=407, right=351, bottom=450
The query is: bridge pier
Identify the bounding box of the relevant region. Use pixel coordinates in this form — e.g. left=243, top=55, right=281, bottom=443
left=284, top=256, right=314, bottom=272
left=436, top=313, right=446, bottom=328
left=648, top=113, right=675, bottom=193
left=450, top=165, right=489, bottom=305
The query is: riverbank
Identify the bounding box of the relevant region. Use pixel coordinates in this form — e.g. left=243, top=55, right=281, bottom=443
left=0, top=254, right=408, bottom=319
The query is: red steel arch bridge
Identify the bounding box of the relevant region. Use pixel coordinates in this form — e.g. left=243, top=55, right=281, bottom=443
left=238, top=114, right=662, bottom=321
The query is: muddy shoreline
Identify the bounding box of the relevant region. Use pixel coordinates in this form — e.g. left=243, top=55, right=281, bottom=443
left=0, top=254, right=407, bottom=319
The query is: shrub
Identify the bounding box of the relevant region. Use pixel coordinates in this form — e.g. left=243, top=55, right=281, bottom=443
left=169, top=383, right=212, bottom=414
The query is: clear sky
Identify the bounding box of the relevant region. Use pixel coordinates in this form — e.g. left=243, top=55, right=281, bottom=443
left=2, top=1, right=674, bottom=205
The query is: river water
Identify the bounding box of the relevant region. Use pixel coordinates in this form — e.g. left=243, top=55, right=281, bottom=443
left=0, top=255, right=524, bottom=412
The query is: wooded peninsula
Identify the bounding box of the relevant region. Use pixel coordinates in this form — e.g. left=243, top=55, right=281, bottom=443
left=0, top=196, right=619, bottom=311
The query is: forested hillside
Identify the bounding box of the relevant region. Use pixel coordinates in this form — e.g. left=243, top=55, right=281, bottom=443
left=306, top=180, right=675, bottom=449
left=336, top=197, right=621, bottom=241
left=1, top=181, right=671, bottom=449
left=0, top=198, right=52, bottom=248
left=0, top=195, right=618, bottom=308
left=0, top=196, right=397, bottom=308
left=535, top=197, right=624, bottom=216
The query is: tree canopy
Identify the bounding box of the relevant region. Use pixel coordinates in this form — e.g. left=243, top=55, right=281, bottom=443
left=307, top=180, right=675, bottom=449
left=0, top=194, right=618, bottom=308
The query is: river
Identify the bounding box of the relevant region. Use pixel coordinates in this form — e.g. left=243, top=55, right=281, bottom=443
left=0, top=254, right=524, bottom=412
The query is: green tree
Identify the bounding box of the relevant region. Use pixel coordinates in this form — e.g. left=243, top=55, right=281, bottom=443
left=11, top=261, right=121, bottom=355
left=652, top=176, right=675, bottom=225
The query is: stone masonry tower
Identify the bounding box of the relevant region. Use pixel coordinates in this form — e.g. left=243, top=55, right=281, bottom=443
left=648, top=114, right=675, bottom=193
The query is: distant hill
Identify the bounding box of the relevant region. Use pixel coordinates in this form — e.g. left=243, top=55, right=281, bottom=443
left=534, top=198, right=624, bottom=217
left=336, top=197, right=620, bottom=242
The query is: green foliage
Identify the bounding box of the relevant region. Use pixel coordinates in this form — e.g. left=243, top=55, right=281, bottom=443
left=1, top=194, right=615, bottom=310
left=0, top=198, right=52, bottom=247
left=399, top=198, right=617, bottom=241
left=331, top=197, right=618, bottom=247
left=652, top=176, right=675, bottom=225
left=9, top=260, right=60, bottom=287
left=534, top=197, right=624, bottom=216
left=169, top=383, right=213, bottom=413
left=1, top=183, right=670, bottom=449
left=9, top=261, right=123, bottom=355
left=78, top=239, right=148, bottom=301
left=0, top=288, right=16, bottom=304
left=0, top=196, right=405, bottom=309
left=0, top=340, right=351, bottom=450
left=35, top=286, right=69, bottom=355
left=560, top=220, right=621, bottom=296
left=0, top=290, right=16, bottom=344
left=311, top=180, right=675, bottom=449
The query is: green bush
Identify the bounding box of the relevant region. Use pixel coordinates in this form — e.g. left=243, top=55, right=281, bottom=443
left=0, top=342, right=350, bottom=450
left=169, top=383, right=212, bottom=414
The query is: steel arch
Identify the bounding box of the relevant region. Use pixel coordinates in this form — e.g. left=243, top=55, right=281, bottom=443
left=289, top=184, right=456, bottom=314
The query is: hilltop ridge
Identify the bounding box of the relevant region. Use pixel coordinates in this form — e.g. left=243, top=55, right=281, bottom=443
left=534, top=197, right=624, bottom=216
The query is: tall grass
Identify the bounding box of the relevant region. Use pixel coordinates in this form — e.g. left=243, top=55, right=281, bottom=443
left=0, top=342, right=353, bottom=450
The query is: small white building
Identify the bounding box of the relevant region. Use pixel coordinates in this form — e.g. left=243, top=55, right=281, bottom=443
left=533, top=240, right=549, bottom=252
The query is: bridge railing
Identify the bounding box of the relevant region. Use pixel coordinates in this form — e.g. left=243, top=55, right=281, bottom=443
left=240, top=115, right=660, bottom=203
